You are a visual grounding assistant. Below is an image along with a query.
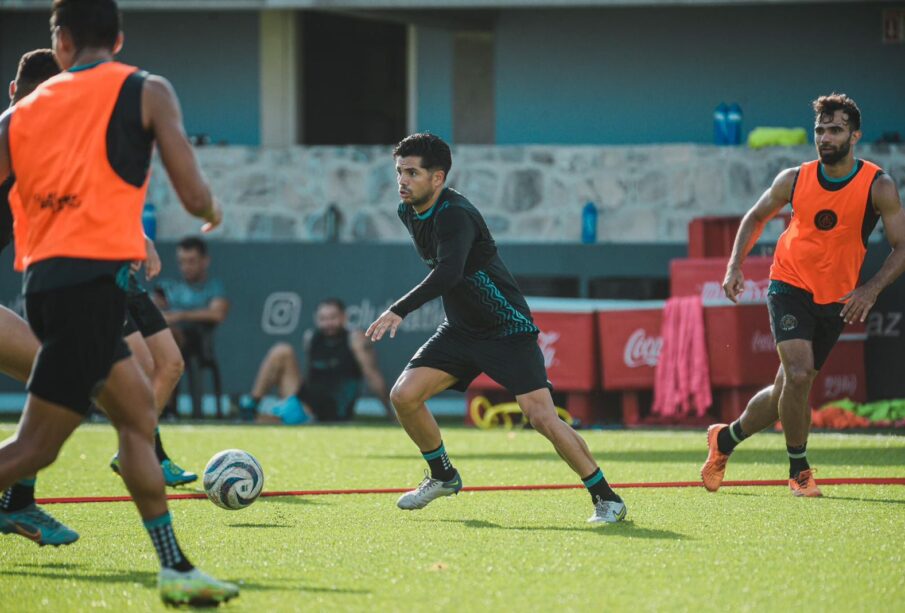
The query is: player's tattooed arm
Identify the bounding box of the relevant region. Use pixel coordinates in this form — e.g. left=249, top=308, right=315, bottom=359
left=840, top=174, right=905, bottom=323
left=723, top=167, right=798, bottom=303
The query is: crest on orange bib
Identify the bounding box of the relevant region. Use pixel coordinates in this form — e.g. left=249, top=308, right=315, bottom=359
left=814, top=209, right=838, bottom=231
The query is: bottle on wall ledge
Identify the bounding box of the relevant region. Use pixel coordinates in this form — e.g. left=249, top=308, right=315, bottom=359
left=581, top=201, right=598, bottom=244
left=726, top=102, right=743, bottom=145
left=713, top=102, right=728, bottom=145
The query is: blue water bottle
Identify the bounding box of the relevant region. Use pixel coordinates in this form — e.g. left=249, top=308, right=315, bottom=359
left=726, top=103, right=743, bottom=145
left=713, top=102, right=728, bottom=145
left=581, top=202, right=598, bottom=244
left=142, top=202, right=157, bottom=240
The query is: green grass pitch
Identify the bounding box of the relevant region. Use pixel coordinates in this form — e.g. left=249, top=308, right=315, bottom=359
left=0, top=424, right=903, bottom=611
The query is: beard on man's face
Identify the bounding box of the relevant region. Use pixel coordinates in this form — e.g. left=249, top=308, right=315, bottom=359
left=818, top=139, right=851, bottom=165
left=404, top=190, right=433, bottom=209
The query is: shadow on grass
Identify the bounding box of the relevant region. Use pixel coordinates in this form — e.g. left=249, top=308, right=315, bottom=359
left=724, top=490, right=905, bottom=506
left=0, top=568, right=157, bottom=588
left=422, top=518, right=687, bottom=540
left=3, top=565, right=370, bottom=596
left=227, top=522, right=296, bottom=529
left=370, top=447, right=904, bottom=467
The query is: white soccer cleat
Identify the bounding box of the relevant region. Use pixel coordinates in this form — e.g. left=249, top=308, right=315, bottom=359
left=158, top=567, right=239, bottom=606
left=587, top=496, right=627, bottom=524
left=396, top=471, right=463, bottom=510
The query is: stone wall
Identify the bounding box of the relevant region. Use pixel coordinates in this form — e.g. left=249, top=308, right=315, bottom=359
left=149, top=144, right=905, bottom=242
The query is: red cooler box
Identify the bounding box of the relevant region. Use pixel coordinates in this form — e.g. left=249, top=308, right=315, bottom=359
left=671, top=257, right=773, bottom=303
left=705, top=304, right=779, bottom=387
left=595, top=301, right=665, bottom=425
left=596, top=303, right=664, bottom=390
left=811, top=331, right=868, bottom=406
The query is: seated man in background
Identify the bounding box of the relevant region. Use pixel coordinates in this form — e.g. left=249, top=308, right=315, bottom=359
left=243, top=298, right=393, bottom=424
left=155, top=236, right=229, bottom=354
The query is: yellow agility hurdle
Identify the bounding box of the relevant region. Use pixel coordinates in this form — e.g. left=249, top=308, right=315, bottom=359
left=469, top=395, right=574, bottom=430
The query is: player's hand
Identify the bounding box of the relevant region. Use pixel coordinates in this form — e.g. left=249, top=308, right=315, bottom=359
left=144, top=237, right=162, bottom=280
left=722, top=266, right=745, bottom=303
left=839, top=284, right=880, bottom=324
left=366, top=310, right=403, bottom=342
left=201, top=199, right=223, bottom=233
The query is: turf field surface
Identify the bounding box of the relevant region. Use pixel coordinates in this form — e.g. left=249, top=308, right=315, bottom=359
left=0, top=424, right=903, bottom=612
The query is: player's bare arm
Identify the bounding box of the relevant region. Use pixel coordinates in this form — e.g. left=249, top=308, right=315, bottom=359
left=350, top=331, right=394, bottom=417
left=723, top=167, right=798, bottom=302
left=142, top=75, right=221, bottom=231
left=165, top=297, right=229, bottom=325
left=366, top=310, right=402, bottom=342
left=839, top=174, right=905, bottom=323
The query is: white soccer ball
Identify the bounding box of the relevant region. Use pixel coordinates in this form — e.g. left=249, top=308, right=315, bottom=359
left=203, top=449, right=264, bottom=510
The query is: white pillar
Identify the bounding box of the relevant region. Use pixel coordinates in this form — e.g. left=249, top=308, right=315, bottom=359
left=259, top=10, right=297, bottom=147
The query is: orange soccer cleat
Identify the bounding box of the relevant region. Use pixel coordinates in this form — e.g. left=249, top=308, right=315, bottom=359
left=701, top=424, right=730, bottom=492
left=789, top=469, right=823, bottom=497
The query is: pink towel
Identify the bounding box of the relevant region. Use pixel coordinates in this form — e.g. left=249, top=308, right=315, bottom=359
left=653, top=296, right=712, bottom=417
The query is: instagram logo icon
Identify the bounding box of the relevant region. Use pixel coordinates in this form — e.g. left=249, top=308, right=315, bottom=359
left=261, top=292, right=302, bottom=335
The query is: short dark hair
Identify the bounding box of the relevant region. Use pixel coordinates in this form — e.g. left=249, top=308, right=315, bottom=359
left=813, top=93, right=861, bottom=132
left=14, top=49, right=60, bottom=101
left=177, top=236, right=208, bottom=257
left=51, top=0, right=121, bottom=52
left=317, top=298, right=346, bottom=313
left=393, top=133, right=452, bottom=180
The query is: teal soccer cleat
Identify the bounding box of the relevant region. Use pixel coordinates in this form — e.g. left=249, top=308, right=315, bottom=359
left=111, top=454, right=197, bottom=487
left=0, top=504, right=79, bottom=546
left=161, top=459, right=198, bottom=486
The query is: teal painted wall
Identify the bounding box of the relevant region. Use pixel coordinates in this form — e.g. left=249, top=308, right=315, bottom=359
left=495, top=3, right=902, bottom=144
left=0, top=10, right=260, bottom=145
left=415, top=25, right=454, bottom=142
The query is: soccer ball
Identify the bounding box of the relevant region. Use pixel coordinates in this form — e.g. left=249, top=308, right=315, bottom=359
left=203, top=449, right=264, bottom=510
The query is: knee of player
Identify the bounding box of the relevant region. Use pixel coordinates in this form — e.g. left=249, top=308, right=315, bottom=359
left=270, top=342, right=295, bottom=360
left=389, top=382, right=420, bottom=412
left=159, top=353, right=185, bottom=384
left=783, top=365, right=817, bottom=388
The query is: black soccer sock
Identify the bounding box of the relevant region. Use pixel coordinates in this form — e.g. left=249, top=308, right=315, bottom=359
left=154, top=427, right=169, bottom=463
left=422, top=442, right=456, bottom=482
left=144, top=512, right=194, bottom=572
left=716, top=421, right=749, bottom=455
left=582, top=468, right=621, bottom=503
left=787, top=444, right=810, bottom=478
left=1, top=477, right=36, bottom=512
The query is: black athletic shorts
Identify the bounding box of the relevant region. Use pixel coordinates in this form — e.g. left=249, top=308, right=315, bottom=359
left=26, top=277, right=131, bottom=415
left=767, top=280, right=845, bottom=370
left=406, top=324, right=551, bottom=395
left=123, top=291, right=168, bottom=338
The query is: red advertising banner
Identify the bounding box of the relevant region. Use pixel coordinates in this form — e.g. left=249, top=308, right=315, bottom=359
left=597, top=307, right=663, bottom=390
left=671, top=257, right=773, bottom=303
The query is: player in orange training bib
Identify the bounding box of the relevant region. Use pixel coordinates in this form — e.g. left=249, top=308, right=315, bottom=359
left=701, top=93, right=905, bottom=497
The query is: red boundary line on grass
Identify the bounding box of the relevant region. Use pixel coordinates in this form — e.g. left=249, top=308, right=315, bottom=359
left=34, top=477, right=905, bottom=505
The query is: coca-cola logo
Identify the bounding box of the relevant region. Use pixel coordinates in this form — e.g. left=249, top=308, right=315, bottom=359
left=702, top=279, right=771, bottom=303
left=623, top=329, right=662, bottom=368
left=750, top=330, right=776, bottom=353
left=824, top=374, right=858, bottom=399
left=538, top=331, right=560, bottom=369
